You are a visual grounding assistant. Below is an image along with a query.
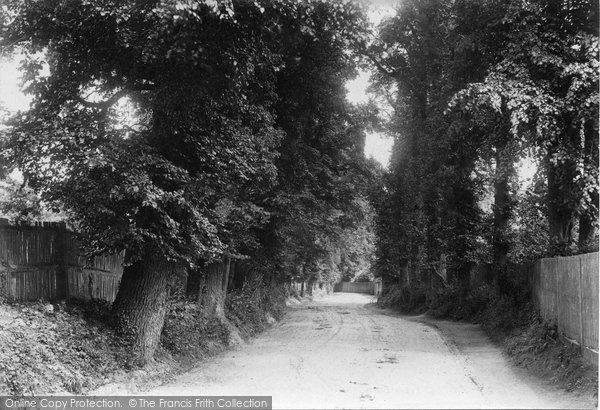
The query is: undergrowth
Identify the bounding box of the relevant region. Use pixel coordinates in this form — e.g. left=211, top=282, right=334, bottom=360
left=377, top=283, right=427, bottom=313
left=1, top=278, right=289, bottom=396
left=226, top=277, right=287, bottom=337
left=0, top=300, right=125, bottom=396
left=160, top=302, right=231, bottom=360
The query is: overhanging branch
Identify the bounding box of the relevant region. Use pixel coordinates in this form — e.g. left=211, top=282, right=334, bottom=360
left=74, top=83, right=155, bottom=109
left=365, top=53, right=399, bottom=77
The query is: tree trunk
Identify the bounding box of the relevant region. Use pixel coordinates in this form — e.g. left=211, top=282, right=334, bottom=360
left=201, top=261, right=226, bottom=317
left=307, top=277, right=315, bottom=296
left=546, top=118, right=580, bottom=255
left=232, top=261, right=247, bottom=290
left=579, top=118, right=599, bottom=251
left=492, top=144, right=516, bottom=267
left=492, top=136, right=517, bottom=291
left=579, top=207, right=598, bottom=251
left=111, top=249, right=172, bottom=367
left=547, top=157, right=577, bottom=255
left=457, top=262, right=472, bottom=302
left=222, top=257, right=232, bottom=293
left=426, top=188, right=445, bottom=305
left=185, top=265, right=202, bottom=300
left=400, top=260, right=409, bottom=287
left=300, top=281, right=305, bottom=297
left=227, top=260, right=235, bottom=291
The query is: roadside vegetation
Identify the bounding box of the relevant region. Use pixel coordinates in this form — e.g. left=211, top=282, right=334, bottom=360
left=371, top=0, right=598, bottom=397
left=0, top=281, right=293, bottom=396
left=0, top=0, right=378, bottom=395
left=372, top=0, right=597, bottom=298
left=0, top=0, right=597, bottom=398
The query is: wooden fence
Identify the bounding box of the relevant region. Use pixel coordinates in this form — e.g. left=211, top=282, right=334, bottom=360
left=0, top=219, right=123, bottom=302
left=334, top=281, right=375, bottom=294
left=530, top=252, right=598, bottom=364
left=471, top=252, right=599, bottom=365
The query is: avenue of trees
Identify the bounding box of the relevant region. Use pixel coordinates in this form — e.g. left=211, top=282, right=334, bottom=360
left=0, top=0, right=597, bottom=365
left=0, top=0, right=377, bottom=364
left=371, top=0, right=598, bottom=300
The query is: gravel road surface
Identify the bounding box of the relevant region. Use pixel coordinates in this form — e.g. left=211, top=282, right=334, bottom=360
left=146, top=293, right=595, bottom=409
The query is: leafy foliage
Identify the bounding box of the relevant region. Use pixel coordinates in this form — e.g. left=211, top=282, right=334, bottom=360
left=0, top=177, right=44, bottom=222
left=244, top=0, right=376, bottom=289
left=1, top=0, right=284, bottom=264
left=0, top=0, right=376, bottom=275
left=453, top=0, right=599, bottom=254
left=371, top=0, right=598, bottom=304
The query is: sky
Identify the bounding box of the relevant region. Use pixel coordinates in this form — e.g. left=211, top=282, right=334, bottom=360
left=0, top=58, right=31, bottom=114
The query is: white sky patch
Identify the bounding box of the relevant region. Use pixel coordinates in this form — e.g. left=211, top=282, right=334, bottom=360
left=0, top=57, right=31, bottom=115
left=346, top=70, right=371, bottom=105
left=365, top=0, right=397, bottom=26
left=364, top=132, right=392, bottom=167
left=7, top=169, right=24, bottom=184
left=517, top=156, right=538, bottom=185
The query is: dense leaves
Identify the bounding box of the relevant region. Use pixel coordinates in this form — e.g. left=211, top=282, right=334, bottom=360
left=371, top=0, right=598, bottom=299
left=1, top=0, right=288, bottom=265
left=1, top=0, right=596, bottom=366
left=0, top=0, right=378, bottom=364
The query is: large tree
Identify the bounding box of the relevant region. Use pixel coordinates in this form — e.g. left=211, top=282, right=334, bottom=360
left=372, top=0, right=598, bottom=309
left=251, top=0, right=374, bottom=292
left=454, top=0, right=599, bottom=255
left=0, top=0, right=282, bottom=364
left=0, top=0, right=375, bottom=364
left=369, top=0, right=494, bottom=296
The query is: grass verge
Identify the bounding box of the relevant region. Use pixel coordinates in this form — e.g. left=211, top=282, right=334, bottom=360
left=378, top=281, right=598, bottom=397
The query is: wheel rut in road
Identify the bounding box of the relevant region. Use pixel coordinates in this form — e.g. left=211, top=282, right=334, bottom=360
left=145, top=293, right=595, bottom=409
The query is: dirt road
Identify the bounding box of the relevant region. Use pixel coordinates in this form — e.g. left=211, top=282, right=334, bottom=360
left=147, top=293, right=595, bottom=409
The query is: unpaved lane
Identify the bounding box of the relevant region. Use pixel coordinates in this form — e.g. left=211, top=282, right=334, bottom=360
left=147, top=293, right=595, bottom=409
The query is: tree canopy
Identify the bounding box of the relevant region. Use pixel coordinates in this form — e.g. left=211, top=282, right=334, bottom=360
left=0, top=0, right=378, bottom=364
left=0, top=0, right=596, bottom=365
left=370, top=0, right=598, bottom=297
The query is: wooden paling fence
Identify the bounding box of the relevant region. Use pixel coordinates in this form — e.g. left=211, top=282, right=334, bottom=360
left=530, top=252, right=598, bottom=364
left=0, top=219, right=123, bottom=302
left=470, top=252, right=599, bottom=364
left=334, top=281, right=376, bottom=294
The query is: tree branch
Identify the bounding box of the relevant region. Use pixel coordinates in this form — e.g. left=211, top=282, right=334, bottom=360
left=365, top=52, right=399, bottom=77
left=74, top=83, right=155, bottom=109
left=431, top=262, right=449, bottom=287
